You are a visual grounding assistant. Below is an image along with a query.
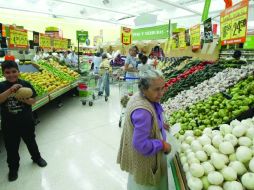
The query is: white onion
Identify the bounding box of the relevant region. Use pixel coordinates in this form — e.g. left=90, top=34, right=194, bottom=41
left=238, top=136, right=252, bottom=147
left=190, top=163, right=204, bottom=178
left=207, top=171, right=224, bottom=185
left=221, top=167, right=237, bottom=181
left=229, top=161, right=247, bottom=175
left=241, top=172, right=254, bottom=190
left=236, top=146, right=252, bottom=163
left=195, top=151, right=208, bottom=162
left=232, top=125, right=246, bottom=137
left=219, top=141, right=234, bottom=155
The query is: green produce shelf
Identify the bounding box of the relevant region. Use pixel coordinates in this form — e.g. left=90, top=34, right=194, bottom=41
left=32, top=96, right=50, bottom=111
left=49, top=85, right=72, bottom=101
left=170, top=155, right=189, bottom=190
left=70, top=80, right=79, bottom=88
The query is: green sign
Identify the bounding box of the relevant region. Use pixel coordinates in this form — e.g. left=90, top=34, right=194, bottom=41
left=133, top=24, right=169, bottom=41
left=202, top=0, right=211, bottom=22
left=76, top=31, right=88, bottom=43
left=244, top=36, right=254, bottom=49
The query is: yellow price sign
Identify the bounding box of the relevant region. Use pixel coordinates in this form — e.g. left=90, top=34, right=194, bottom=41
left=220, top=0, right=249, bottom=45
left=179, top=32, right=186, bottom=49
left=60, top=39, right=68, bottom=50
left=54, top=38, right=62, bottom=49
left=40, top=34, right=51, bottom=49
left=190, top=24, right=200, bottom=49
left=121, top=27, right=132, bottom=45
left=9, top=26, right=28, bottom=49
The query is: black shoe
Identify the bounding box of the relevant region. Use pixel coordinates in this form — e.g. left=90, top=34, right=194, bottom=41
left=34, top=158, right=47, bottom=167
left=8, top=170, right=18, bottom=182
left=98, top=91, right=103, bottom=96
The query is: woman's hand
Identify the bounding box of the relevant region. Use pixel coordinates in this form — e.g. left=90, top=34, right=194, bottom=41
left=162, top=141, right=171, bottom=154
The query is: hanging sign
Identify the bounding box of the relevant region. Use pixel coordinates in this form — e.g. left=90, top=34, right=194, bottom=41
left=190, top=24, right=201, bottom=49
left=53, top=38, right=62, bottom=49
left=179, top=31, right=186, bottom=49
left=220, top=0, right=249, bottom=45
left=204, top=18, right=213, bottom=43
left=76, top=31, right=88, bottom=43
left=133, top=24, right=168, bottom=41
left=33, top=31, right=39, bottom=47
left=121, top=27, right=132, bottom=45
left=9, top=26, right=28, bottom=48
left=213, top=24, right=218, bottom=35
left=39, top=33, right=51, bottom=49
left=61, top=38, right=68, bottom=50
left=224, top=0, right=233, bottom=8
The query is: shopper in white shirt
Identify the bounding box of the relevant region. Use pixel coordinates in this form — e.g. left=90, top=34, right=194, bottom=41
left=93, top=52, right=102, bottom=74
left=68, top=51, right=78, bottom=67
left=138, top=55, right=152, bottom=75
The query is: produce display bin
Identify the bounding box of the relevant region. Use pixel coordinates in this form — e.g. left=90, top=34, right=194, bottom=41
left=49, top=85, right=72, bottom=101
left=170, top=156, right=189, bottom=190
left=32, top=96, right=50, bottom=111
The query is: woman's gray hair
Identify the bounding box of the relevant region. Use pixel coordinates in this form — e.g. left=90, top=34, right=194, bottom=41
left=138, top=69, right=164, bottom=91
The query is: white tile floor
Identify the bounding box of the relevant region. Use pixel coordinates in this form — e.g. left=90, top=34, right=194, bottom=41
left=0, top=85, right=128, bottom=190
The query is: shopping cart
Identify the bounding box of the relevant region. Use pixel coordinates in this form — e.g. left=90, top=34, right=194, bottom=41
left=110, top=66, right=125, bottom=84
left=118, top=76, right=139, bottom=127
left=78, top=72, right=100, bottom=106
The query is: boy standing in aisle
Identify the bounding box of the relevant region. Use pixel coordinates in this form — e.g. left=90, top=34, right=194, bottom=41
left=0, top=59, right=47, bottom=182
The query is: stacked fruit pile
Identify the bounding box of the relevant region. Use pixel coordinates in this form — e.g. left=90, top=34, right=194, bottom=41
left=20, top=70, right=69, bottom=96
left=179, top=117, right=254, bottom=190
left=37, top=60, right=78, bottom=82
left=49, top=60, right=80, bottom=79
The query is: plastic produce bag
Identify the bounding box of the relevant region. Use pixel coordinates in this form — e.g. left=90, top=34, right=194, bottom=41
left=167, top=123, right=181, bottom=162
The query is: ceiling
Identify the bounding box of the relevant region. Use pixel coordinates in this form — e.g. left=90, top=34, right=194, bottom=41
left=0, top=0, right=253, bottom=27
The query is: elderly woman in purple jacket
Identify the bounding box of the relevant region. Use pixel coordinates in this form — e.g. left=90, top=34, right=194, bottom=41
left=118, top=70, right=171, bottom=190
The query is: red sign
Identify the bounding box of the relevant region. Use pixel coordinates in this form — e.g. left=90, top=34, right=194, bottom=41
left=220, top=0, right=249, bottom=45
left=9, top=26, right=28, bottom=49
left=224, top=0, right=232, bottom=8
left=213, top=24, right=218, bottom=35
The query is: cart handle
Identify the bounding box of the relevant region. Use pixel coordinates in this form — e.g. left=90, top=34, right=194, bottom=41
left=123, top=77, right=140, bottom=80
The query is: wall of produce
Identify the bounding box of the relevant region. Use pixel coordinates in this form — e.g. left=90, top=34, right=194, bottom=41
left=160, top=56, right=254, bottom=190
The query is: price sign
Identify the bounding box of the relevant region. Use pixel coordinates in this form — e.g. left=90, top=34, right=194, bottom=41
left=53, top=38, right=62, bottom=49
left=190, top=24, right=201, bottom=49
left=179, top=32, right=186, bottom=49
left=40, top=34, right=51, bottom=49
left=61, top=38, right=68, bottom=50
left=121, top=27, right=132, bottom=45
left=220, top=0, right=249, bottom=45
left=9, top=26, right=28, bottom=48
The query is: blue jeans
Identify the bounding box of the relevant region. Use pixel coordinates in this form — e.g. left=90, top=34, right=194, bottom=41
left=99, top=72, right=110, bottom=96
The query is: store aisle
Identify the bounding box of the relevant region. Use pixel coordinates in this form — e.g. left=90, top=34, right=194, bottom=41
left=0, top=85, right=128, bottom=190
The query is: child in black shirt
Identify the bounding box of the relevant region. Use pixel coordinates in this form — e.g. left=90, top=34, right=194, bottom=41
left=0, top=60, right=47, bottom=182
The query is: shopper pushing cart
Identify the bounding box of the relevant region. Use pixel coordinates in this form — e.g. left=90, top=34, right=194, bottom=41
left=98, top=53, right=112, bottom=100
left=119, top=54, right=154, bottom=127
